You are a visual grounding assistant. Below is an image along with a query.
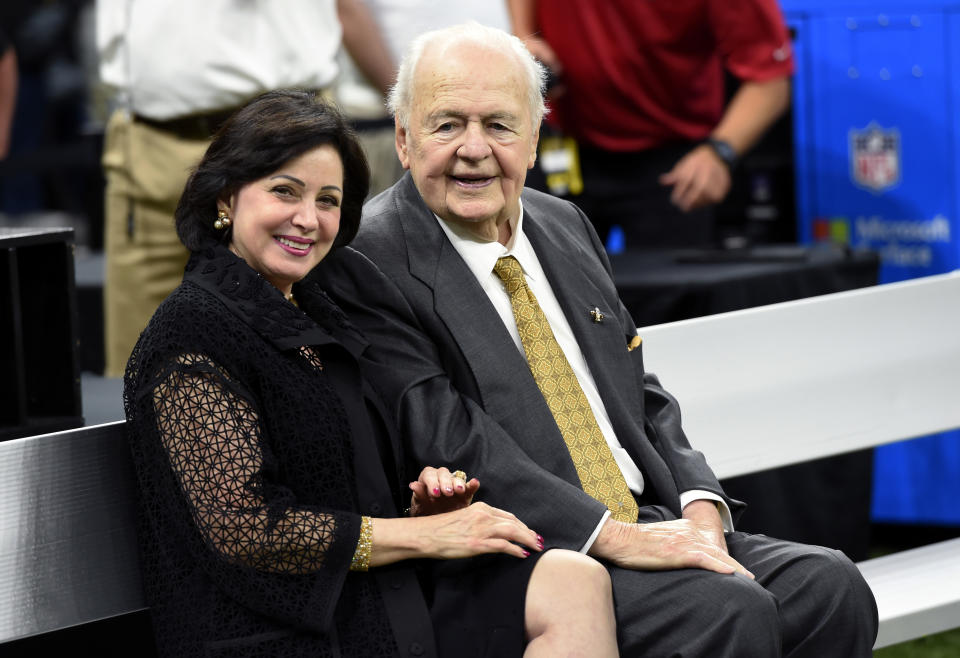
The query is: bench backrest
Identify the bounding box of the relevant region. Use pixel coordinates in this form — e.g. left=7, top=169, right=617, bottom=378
left=640, top=270, right=960, bottom=478
left=0, top=421, right=145, bottom=643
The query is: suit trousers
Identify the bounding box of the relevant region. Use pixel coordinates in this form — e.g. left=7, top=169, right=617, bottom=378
left=609, top=507, right=879, bottom=657
left=102, top=110, right=206, bottom=375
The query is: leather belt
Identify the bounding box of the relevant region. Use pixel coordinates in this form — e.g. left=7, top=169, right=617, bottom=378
left=133, top=106, right=241, bottom=140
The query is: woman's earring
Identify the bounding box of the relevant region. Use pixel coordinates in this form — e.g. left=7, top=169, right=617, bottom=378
left=214, top=210, right=232, bottom=230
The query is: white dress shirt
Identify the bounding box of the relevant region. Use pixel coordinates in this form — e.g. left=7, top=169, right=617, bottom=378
left=436, top=202, right=732, bottom=550
left=97, top=0, right=342, bottom=119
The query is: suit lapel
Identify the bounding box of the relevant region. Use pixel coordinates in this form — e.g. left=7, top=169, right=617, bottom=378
left=392, top=176, right=534, bottom=411
left=389, top=178, right=584, bottom=479
left=523, top=207, right=639, bottom=406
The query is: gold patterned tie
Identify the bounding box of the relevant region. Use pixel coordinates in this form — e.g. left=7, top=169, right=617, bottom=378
left=494, top=256, right=638, bottom=522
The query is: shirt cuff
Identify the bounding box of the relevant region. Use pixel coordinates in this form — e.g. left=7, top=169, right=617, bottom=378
left=680, top=490, right=734, bottom=533
left=580, top=510, right=611, bottom=553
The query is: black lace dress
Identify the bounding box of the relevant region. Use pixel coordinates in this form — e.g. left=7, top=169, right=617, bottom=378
left=124, top=247, right=537, bottom=658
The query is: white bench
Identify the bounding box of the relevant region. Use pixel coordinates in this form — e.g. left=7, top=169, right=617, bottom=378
left=1, top=272, right=958, bottom=649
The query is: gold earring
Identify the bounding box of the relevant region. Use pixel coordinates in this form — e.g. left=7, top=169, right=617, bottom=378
left=214, top=210, right=231, bottom=230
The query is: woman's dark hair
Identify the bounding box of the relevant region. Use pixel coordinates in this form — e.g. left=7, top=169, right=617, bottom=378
left=175, top=89, right=370, bottom=252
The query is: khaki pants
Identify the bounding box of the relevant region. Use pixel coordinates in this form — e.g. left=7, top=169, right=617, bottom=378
left=102, top=110, right=209, bottom=376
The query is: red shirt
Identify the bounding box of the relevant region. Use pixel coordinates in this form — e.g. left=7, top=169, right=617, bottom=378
left=538, top=0, right=794, bottom=151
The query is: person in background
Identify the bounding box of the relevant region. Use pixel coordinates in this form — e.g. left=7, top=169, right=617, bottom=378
left=123, top=89, right=618, bottom=658
left=509, top=0, right=793, bottom=248
left=96, top=0, right=395, bottom=377
left=311, top=23, right=878, bottom=656
left=0, top=27, right=16, bottom=161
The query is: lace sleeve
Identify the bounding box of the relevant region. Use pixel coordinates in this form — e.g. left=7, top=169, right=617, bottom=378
left=144, top=352, right=362, bottom=633
left=152, top=353, right=356, bottom=573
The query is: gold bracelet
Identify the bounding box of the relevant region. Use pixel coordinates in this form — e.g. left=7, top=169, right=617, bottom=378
left=350, top=516, right=373, bottom=572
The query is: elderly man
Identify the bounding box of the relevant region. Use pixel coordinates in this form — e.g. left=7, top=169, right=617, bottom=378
left=311, top=23, right=877, bottom=656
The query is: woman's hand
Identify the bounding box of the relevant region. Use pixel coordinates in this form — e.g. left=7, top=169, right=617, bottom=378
left=408, top=466, right=479, bottom=517
left=368, top=503, right=545, bottom=567
left=419, top=502, right=544, bottom=560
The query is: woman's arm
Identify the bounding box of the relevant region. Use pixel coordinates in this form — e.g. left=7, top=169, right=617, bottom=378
left=139, top=352, right=361, bottom=632
left=151, top=354, right=355, bottom=573
left=151, top=354, right=542, bottom=575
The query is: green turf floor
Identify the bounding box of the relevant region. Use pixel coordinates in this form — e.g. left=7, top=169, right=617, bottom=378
left=874, top=629, right=960, bottom=657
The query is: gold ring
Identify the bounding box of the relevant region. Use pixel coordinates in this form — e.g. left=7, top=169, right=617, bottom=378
left=452, top=470, right=467, bottom=481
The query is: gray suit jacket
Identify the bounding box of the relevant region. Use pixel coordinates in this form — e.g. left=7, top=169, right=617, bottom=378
left=310, top=173, right=742, bottom=549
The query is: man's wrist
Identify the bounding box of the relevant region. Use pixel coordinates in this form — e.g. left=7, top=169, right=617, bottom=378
left=580, top=509, right=612, bottom=554
left=681, top=490, right=734, bottom=532
left=705, top=137, right=738, bottom=170
left=682, top=499, right=721, bottom=519
left=588, top=516, right=633, bottom=561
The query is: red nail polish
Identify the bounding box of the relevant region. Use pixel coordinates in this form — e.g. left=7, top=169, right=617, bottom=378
left=432, top=487, right=440, bottom=495
left=522, top=549, right=530, bottom=557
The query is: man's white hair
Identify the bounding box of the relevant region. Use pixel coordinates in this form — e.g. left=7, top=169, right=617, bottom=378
left=387, top=22, right=548, bottom=131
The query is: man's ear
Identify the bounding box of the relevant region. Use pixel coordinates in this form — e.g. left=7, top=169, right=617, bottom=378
left=396, top=121, right=411, bottom=170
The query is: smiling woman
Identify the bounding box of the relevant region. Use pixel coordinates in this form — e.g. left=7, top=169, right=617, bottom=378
left=173, top=90, right=367, bottom=258
left=218, top=145, right=344, bottom=296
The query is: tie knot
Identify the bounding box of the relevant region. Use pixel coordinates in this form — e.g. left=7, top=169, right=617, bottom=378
left=494, top=256, right=525, bottom=289
left=493, top=256, right=527, bottom=297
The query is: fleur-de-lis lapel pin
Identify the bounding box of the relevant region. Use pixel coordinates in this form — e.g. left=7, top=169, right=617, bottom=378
left=590, top=307, right=605, bottom=323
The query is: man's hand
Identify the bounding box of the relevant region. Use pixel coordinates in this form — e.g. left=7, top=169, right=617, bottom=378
left=658, top=144, right=732, bottom=212
left=682, top=499, right=728, bottom=555
left=589, top=517, right=753, bottom=578
left=656, top=76, right=789, bottom=213
left=408, top=466, right=480, bottom=517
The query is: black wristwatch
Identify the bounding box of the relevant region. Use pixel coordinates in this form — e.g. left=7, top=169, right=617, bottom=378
left=705, top=137, right=738, bottom=170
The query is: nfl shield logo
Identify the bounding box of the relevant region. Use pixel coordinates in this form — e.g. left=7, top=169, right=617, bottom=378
left=850, top=123, right=901, bottom=193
